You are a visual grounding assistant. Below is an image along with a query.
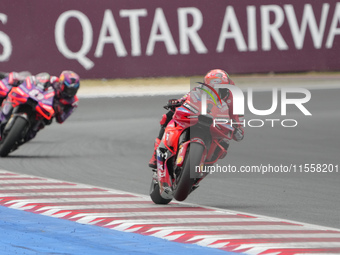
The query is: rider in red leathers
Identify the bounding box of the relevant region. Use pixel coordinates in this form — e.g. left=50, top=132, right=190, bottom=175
left=148, top=69, right=244, bottom=169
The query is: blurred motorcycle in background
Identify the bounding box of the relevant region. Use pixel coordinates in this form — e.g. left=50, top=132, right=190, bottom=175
left=0, top=75, right=55, bottom=157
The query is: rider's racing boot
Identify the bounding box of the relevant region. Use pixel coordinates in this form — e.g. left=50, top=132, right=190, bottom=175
left=148, top=138, right=161, bottom=169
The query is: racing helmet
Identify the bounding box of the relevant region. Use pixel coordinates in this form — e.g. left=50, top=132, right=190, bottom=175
left=203, top=69, right=234, bottom=99
left=35, top=72, right=52, bottom=90
left=59, top=70, right=80, bottom=98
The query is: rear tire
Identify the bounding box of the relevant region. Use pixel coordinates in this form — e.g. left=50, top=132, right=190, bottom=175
left=150, top=180, right=172, bottom=205
left=173, top=143, right=204, bottom=201
left=0, top=117, right=28, bottom=157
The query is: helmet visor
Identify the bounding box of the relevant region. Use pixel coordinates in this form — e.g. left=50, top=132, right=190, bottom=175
left=63, top=81, right=79, bottom=97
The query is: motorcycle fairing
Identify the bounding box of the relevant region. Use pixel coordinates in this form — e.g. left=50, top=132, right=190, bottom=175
left=0, top=80, right=11, bottom=97
left=8, top=82, right=55, bottom=120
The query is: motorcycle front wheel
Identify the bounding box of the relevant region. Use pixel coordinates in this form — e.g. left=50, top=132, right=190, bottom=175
left=0, top=116, right=28, bottom=157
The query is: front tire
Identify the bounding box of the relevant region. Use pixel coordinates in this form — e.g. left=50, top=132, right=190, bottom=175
left=173, top=142, right=204, bottom=201
left=0, top=117, right=28, bottom=157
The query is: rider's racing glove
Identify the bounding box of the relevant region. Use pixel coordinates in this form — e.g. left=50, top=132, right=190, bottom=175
left=164, top=99, right=183, bottom=111
left=167, top=99, right=183, bottom=107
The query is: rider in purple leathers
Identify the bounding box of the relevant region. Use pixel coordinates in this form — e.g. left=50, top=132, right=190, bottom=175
left=52, top=70, right=80, bottom=124
left=0, top=70, right=80, bottom=140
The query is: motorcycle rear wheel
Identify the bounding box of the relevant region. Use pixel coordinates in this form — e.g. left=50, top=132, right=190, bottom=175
left=173, top=142, right=204, bottom=201
left=0, top=117, right=28, bottom=157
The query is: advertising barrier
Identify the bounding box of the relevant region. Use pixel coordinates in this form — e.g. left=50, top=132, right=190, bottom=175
left=0, top=1, right=339, bottom=78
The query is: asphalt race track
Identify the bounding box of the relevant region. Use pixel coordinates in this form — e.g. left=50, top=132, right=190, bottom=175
left=0, top=87, right=339, bottom=229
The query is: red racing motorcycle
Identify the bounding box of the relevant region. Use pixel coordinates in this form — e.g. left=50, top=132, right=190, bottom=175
left=150, top=87, right=235, bottom=204
left=0, top=76, right=55, bottom=157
